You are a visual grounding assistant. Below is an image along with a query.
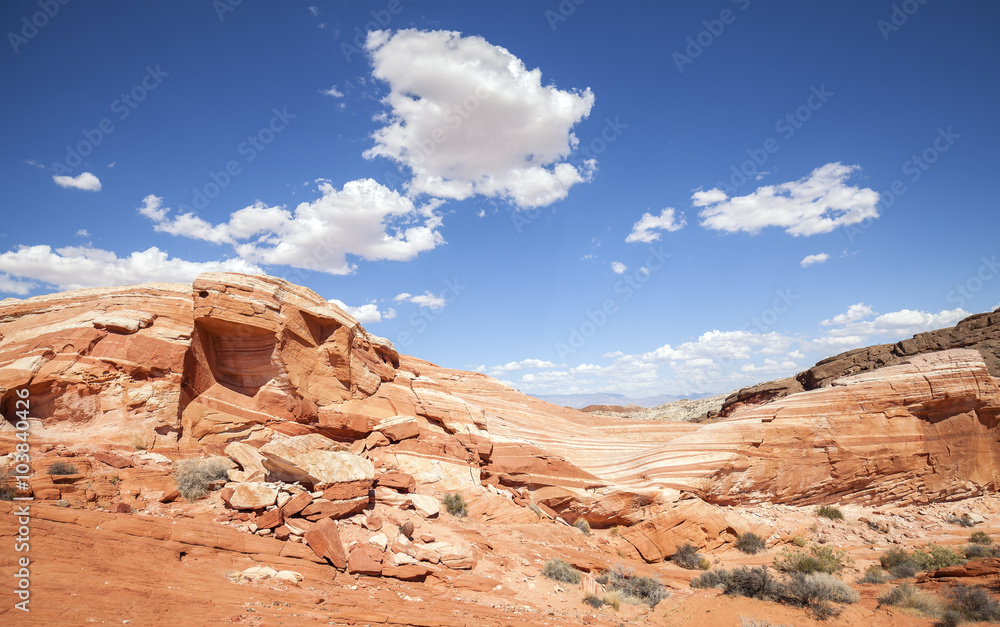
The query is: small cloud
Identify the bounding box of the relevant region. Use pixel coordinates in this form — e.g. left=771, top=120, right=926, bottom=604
left=53, top=172, right=101, bottom=191
left=107, top=161, right=116, bottom=168
left=821, top=302, right=875, bottom=326
left=477, top=209, right=486, bottom=218
left=75, top=229, right=90, bottom=238
left=25, top=159, right=46, bottom=169
left=321, top=86, right=344, bottom=98
left=602, top=351, right=624, bottom=358
left=394, top=291, right=446, bottom=309
left=328, top=298, right=386, bottom=324
left=800, top=253, right=830, bottom=268
left=308, top=6, right=319, bottom=16
left=610, top=261, right=627, bottom=274
left=625, top=208, right=685, bottom=243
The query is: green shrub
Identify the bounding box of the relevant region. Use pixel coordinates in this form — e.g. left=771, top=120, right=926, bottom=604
left=601, top=564, right=669, bottom=607
left=970, top=531, right=992, bottom=546
left=877, top=582, right=945, bottom=616
left=878, top=546, right=964, bottom=578
left=441, top=492, right=468, bottom=517
left=736, top=532, right=767, bottom=555
left=775, top=544, right=852, bottom=575
left=889, top=561, right=921, bottom=579
left=48, top=461, right=78, bottom=475
left=964, top=543, right=993, bottom=559
left=542, top=558, right=581, bottom=584
left=583, top=593, right=603, bottom=608
left=692, top=566, right=784, bottom=601
left=672, top=542, right=706, bottom=570
left=816, top=505, right=844, bottom=521
left=857, top=566, right=889, bottom=584
left=175, top=457, right=230, bottom=501
left=946, top=585, right=1000, bottom=622
left=791, top=536, right=807, bottom=547
left=574, top=517, right=591, bottom=535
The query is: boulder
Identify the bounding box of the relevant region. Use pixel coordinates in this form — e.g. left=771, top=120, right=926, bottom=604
left=409, top=494, right=440, bottom=518
left=254, top=508, right=284, bottom=530
left=374, top=415, right=420, bottom=442
left=375, top=471, right=416, bottom=493
left=279, top=491, right=313, bottom=517
left=224, top=442, right=269, bottom=482
left=300, top=497, right=368, bottom=521
left=304, top=518, right=347, bottom=569
left=228, top=483, right=278, bottom=510
left=348, top=545, right=384, bottom=576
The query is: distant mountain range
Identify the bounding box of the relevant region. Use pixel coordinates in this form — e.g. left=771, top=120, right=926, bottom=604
left=531, top=392, right=714, bottom=409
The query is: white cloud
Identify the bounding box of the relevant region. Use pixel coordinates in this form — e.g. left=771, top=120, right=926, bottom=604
left=821, top=302, right=875, bottom=326
left=639, top=330, right=793, bottom=364
left=321, top=86, right=344, bottom=98
left=625, top=208, right=685, bottom=243
left=328, top=299, right=387, bottom=324
left=489, top=358, right=559, bottom=373
left=0, top=245, right=260, bottom=291
left=75, top=229, right=91, bottom=238
left=384, top=308, right=397, bottom=320
left=610, top=261, right=627, bottom=274
left=394, top=291, right=446, bottom=309
left=107, top=161, right=116, bottom=168
left=308, top=6, right=319, bottom=16
left=0, top=274, right=35, bottom=295
left=25, top=159, right=46, bottom=169
left=695, top=162, right=879, bottom=236
left=363, top=29, right=595, bottom=209
left=53, top=172, right=101, bottom=192
left=800, top=252, right=830, bottom=267
left=139, top=179, right=445, bottom=275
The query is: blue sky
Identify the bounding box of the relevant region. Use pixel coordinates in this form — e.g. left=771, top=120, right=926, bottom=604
left=2, top=1, right=999, bottom=397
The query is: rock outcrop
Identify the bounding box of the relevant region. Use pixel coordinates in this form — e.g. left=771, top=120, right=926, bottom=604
left=716, top=308, right=1000, bottom=418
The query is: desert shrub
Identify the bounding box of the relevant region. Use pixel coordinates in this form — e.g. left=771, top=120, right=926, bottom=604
left=792, top=536, right=807, bottom=547
left=736, top=532, right=767, bottom=555
left=602, top=564, right=669, bottom=607
left=542, top=558, right=581, bottom=584
left=739, top=618, right=793, bottom=627
left=601, top=590, right=621, bottom=611
left=964, top=543, right=993, bottom=559
left=583, top=593, right=603, bottom=608
left=692, top=566, right=784, bottom=601
left=786, top=572, right=859, bottom=605
left=775, top=544, right=851, bottom=575
left=175, top=457, right=229, bottom=500
left=0, top=467, right=19, bottom=500
left=816, top=505, right=844, bottom=521
left=912, top=546, right=965, bottom=571
left=130, top=431, right=148, bottom=451
left=890, top=561, right=921, bottom=579
left=946, top=585, right=1000, bottom=623
left=528, top=503, right=543, bottom=519
left=970, top=531, right=992, bottom=546
left=672, top=542, right=706, bottom=570
left=48, top=461, right=77, bottom=475
left=946, top=514, right=976, bottom=528
left=877, top=582, right=945, bottom=616
left=938, top=609, right=964, bottom=627
left=574, top=517, right=591, bottom=535
left=441, top=492, right=468, bottom=517
left=857, top=566, right=889, bottom=584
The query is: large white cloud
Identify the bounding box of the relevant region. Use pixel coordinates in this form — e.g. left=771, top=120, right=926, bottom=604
left=695, top=162, right=879, bottom=236
left=363, top=29, right=595, bottom=209
left=328, top=298, right=392, bottom=324
left=0, top=245, right=260, bottom=291
left=53, top=172, right=102, bottom=192
left=625, top=208, right=685, bottom=243
left=821, top=302, right=875, bottom=326
left=139, top=179, right=445, bottom=275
